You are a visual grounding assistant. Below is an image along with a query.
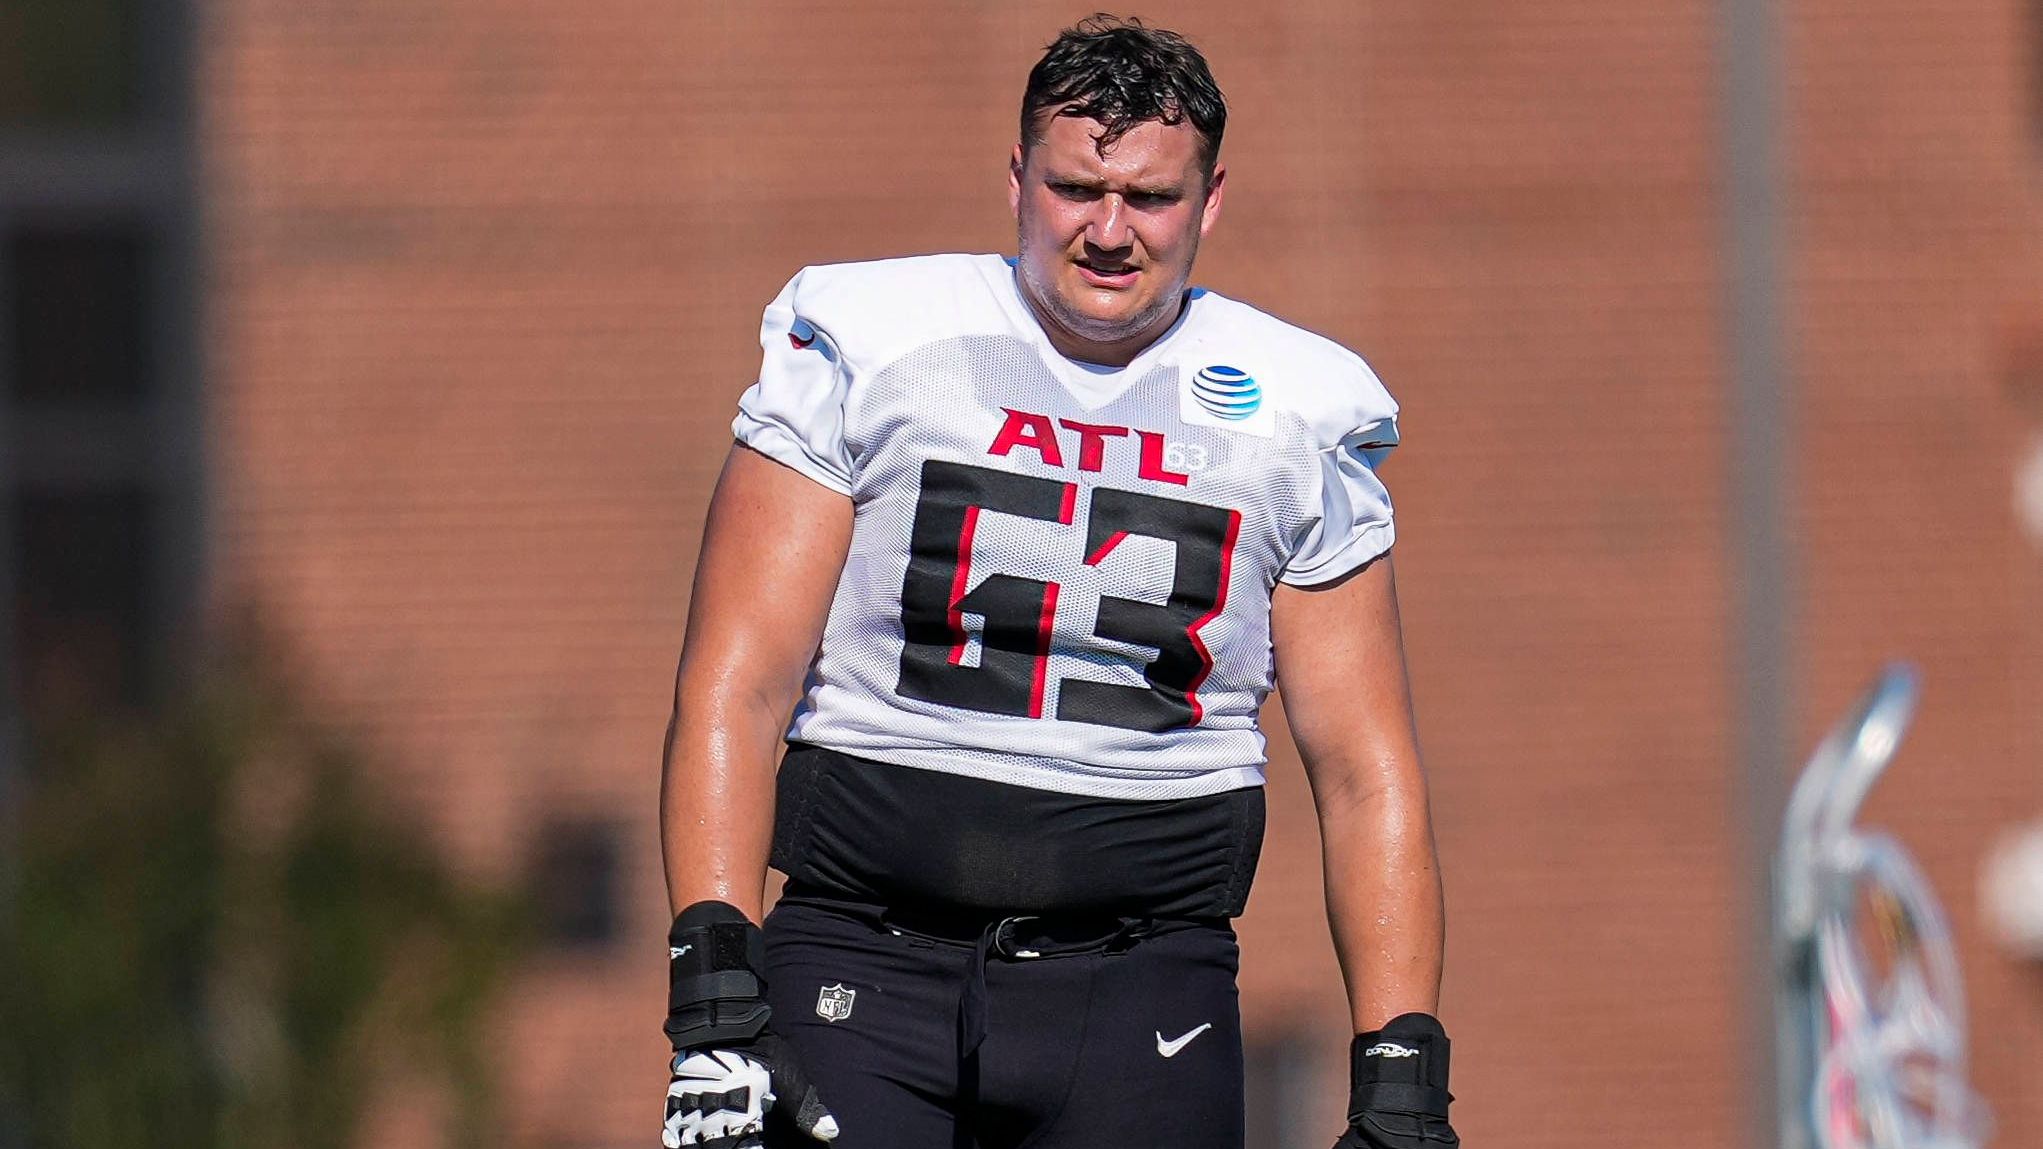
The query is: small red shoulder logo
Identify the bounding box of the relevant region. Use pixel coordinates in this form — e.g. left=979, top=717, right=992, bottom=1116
left=787, top=318, right=819, bottom=350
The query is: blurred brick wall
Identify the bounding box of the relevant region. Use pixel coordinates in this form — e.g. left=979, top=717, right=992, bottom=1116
left=200, top=0, right=2043, bottom=1146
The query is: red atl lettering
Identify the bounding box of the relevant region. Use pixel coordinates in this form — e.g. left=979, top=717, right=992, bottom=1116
left=988, top=409, right=1064, bottom=467
left=1056, top=419, right=1130, bottom=472
left=987, top=408, right=1189, bottom=485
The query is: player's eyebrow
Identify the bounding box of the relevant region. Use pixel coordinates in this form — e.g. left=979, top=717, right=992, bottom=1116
left=1045, top=172, right=1184, bottom=198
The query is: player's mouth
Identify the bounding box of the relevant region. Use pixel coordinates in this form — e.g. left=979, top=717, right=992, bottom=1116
left=1074, top=257, right=1139, bottom=289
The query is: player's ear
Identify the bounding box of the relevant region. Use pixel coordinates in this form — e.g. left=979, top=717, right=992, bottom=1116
left=1199, top=161, right=1226, bottom=237
left=1008, top=143, right=1025, bottom=216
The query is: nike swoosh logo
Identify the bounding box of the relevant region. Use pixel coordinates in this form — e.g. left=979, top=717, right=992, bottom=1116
left=788, top=331, right=817, bottom=350
left=1156, top=1023, right=1213, bottom=1058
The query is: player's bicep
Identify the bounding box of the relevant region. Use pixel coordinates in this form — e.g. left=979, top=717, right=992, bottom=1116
left=677, top=442, right=854, bottom=711
left=1269, top=554, right=1424, bottom=810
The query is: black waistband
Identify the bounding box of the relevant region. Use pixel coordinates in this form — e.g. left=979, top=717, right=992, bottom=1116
left=770, top=743, right=1266, bottom=919
left=776, top=885, right=1174, bottom=1060
left=784, top=886, right=1164, bottom=954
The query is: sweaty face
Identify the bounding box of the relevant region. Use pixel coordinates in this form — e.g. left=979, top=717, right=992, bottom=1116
left=1010, top=112, right=1225, bottom=366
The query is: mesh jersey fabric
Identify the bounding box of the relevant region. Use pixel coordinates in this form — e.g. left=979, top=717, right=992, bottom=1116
left=732, top=253, right=1399, bottom=800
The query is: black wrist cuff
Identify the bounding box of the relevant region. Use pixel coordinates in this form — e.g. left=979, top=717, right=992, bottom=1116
left=1351, top=1082, right=1453, bottom=1119
left=1348, top=1012, right=1452, bottom=1120
left=664, top=900, right=771, bottom=1051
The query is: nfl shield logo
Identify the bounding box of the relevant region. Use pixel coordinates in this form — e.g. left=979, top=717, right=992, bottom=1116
left=815, top=983, right=855, bottom=1023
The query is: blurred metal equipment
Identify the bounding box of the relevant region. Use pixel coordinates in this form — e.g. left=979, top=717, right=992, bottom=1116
left=2014, top=434, right=2043, bottom=550
left=1980, top=818, right=2043, bottom=961
left=1775, top=665, right=1988, bottom=1149
left=1721, top=0, right=1798, bottom=1136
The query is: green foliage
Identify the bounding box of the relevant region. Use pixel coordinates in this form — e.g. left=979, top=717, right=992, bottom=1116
left=1, top=657, right=524, bottom=1148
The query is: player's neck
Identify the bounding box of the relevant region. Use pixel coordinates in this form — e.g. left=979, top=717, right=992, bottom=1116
left=1020, top=286, right=1188, bottom=369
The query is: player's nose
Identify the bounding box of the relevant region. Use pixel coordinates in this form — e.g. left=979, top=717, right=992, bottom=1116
left=1086, top=195, right=1133, bottom=254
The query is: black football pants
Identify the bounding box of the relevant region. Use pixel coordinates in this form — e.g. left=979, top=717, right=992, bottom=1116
left=760, top=890, right=1246, bottom=1149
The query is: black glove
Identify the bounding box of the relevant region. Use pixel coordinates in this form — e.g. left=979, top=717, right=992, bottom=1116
left=1333, top=1012, right=1459, bottom=1149
left=661, top=901, right=838, bottom=1148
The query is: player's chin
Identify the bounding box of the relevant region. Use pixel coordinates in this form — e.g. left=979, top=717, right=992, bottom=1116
left=1056, top=282, right=1151, bottom=325
left=1062, top=304, right=1152, bottom=343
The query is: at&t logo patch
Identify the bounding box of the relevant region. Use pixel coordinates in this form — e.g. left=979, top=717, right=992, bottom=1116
left=1181, top=363, right=1273, bottom=436
left=1192, top=365, right=1260, bottom=420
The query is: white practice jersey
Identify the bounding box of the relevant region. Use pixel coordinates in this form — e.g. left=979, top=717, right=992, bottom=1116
left=733, top=253, right=1399, bottom=800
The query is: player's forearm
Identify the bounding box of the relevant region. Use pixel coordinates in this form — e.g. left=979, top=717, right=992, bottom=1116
left=1318, top=780, right=1445, bottom=1033
left=659, top=446, right=854, bottom=923
left=659, top=670, right=786, bottom=922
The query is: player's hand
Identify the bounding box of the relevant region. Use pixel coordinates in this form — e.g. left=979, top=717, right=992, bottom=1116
left=1332, top=1013, right=1459, bottom=1149
left=663, top=1032, right=838, bottom=1147
left=661, top=901, right=839, bottom=1148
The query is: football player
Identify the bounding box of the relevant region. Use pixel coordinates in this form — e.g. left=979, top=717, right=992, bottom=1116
left=659, top=16, right=1457, bottom=1149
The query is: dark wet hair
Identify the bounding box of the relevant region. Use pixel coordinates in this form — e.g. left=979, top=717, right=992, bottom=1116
left=1020, top=14, right=1227, bottom=175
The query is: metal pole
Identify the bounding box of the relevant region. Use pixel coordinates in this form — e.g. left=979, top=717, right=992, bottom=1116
left=1720, top=0, right=1796, bottom=1145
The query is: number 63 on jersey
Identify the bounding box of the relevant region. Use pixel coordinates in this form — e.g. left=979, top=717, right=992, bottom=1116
left=896, top=459, right=1241, bottom=733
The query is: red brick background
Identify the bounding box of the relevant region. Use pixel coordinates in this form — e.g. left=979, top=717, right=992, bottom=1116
left=201, top=1, right=2043, bottom=1145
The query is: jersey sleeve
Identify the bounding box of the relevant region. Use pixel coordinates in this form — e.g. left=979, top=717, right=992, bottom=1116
left=1279, top=413, right=1399, bottom=587
left=731, top=269, right=855, bottom=495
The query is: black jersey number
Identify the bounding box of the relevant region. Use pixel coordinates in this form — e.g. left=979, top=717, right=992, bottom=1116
left=896, top=459, right=1240, bottom=731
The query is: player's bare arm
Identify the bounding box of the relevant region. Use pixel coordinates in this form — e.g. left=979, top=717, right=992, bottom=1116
left=1271, top=553, right=1444, bottom=1030
left=1273, top=553, right=1456, bottom=1149
left=661, top=442, right=853, bottom=922
left=658, top=443, right=850, bottom=1148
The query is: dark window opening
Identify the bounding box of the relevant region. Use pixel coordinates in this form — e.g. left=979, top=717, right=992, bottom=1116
left=9, top=223, right=152, bottom=406
left=0, top=0, right=141, bottom=129
left=530, top=818, right=625, bottom=951
left=11, top=485, right=154, bottom=724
